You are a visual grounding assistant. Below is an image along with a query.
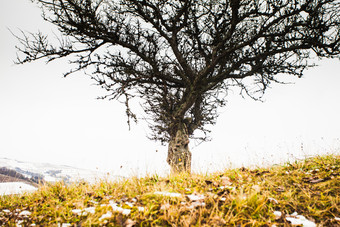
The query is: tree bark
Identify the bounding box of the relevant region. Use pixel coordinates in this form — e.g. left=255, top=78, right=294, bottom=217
left=167, top=122, right=192, bottom=173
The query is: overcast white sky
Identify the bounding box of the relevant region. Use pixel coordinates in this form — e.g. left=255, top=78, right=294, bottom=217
left=1, top=0, right=340, bottom=177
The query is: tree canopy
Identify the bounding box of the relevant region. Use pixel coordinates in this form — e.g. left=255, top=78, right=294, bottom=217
left=15, top=0, right=340, bottom=172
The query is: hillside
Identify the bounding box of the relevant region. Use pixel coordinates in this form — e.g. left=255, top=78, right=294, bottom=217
left=0, top=167, right=39, bottom=186
left=0, top=173, right=35, bottom=185
left=0, top=157, right=119, bottom=184
left=0, top=155, right=339, bottom=226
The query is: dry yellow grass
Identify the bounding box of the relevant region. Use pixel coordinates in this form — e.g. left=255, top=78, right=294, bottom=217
left=0, top=154, right=339, bottom=226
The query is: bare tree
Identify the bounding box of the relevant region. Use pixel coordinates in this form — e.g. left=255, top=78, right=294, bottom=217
left=15, top=0, right=339, bottom=173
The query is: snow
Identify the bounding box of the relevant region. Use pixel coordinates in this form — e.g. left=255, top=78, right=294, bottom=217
left=186, top=194, right=205, bottom=201
left=0, top=182, right=37, bottom=195
left=286, top=215, right=316, bottom=227
left=285, top=212, right=316, bottom=227
left=43, top=175, right=58, bottom=182
left=273, top=211, right=282, bottom=219
left=0, top=157, right=122, bottom=184
left=99, top=211, right=112, bottom=221
left=154, top=191, right=182, bottom=197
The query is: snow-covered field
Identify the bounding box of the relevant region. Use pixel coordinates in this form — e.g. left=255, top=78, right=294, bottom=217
left=0, top=157, right=120, bottom=184
left=0, top=182, right=37, bottom=195
left=0, top=157, right=123, bottom=195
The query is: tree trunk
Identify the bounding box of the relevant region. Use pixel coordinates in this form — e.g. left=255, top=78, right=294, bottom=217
left=167, top=122, right=192, bottom=173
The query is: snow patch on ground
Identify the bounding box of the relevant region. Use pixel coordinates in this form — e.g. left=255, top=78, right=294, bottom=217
left=0, top=182, right=38, bottom=195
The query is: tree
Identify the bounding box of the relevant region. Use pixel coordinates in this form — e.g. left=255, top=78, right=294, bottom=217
left=15, top=0, right=339, bottom=173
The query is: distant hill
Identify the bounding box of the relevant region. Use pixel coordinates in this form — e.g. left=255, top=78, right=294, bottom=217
left=0, top=157, right=121, bottom=184
left=0, top=167, right=39, bottom=186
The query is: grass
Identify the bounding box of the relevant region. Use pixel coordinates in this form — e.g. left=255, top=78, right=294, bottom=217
left=0, top=154, right=339, bottom=226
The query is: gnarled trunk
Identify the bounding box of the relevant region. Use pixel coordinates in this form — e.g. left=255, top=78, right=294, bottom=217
left=167, top=122, right=192, bottom=173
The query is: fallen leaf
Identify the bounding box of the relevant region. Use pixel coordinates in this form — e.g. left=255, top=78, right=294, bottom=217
left=310, top=169, right=319, bottom=174
left=256, top=170, right=270, bottom=176
left=309, top=178, right=325, bottom=184
left=250, top=170, right=270, bottom=176
left=187, top=201, right=205, bottom=209
left=275, top=186, right=285, bottom=192
left=221, top=176, right=232, bottom=186
left=268, top=197, right=278, bottom=204
left=160, top=203, right=171, bottom=210
left=217, top=186, right=234, bottom=196
left=124, top=219, right=136, bottom=227
left=239, top=167, right=248, bottom=172
left=210, top=215, right=227, bottom=225
left=252, top=185, right=261, bottom=193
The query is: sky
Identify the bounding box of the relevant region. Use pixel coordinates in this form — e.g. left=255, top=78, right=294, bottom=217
left=1, top=0, right=340, bottom=177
